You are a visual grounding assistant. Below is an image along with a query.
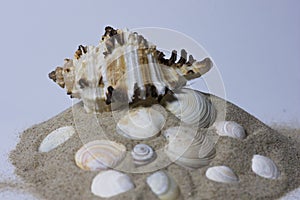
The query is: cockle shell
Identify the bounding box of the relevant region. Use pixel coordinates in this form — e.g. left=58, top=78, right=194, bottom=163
left=131, top=144, right=156, bottom=166
left=146, top=171, right=180, bottom=200
left=116, top=106, right=165, bottom=140
left=163, top=88, right=216, bottom=127
left=75, top=140, right=126, bottom=171
left=213, top=121, right=246, bottom=139
left=38, top=126, right=75, bottom=153
left=164, top=126, right=216, bottom=169
left=251, top=154, right=280, bottom=179
left=205, top=166, right=239, bottom=183
left=49, top=26, right=213, bottom=113
left=91, top=170, right=135, bottom=198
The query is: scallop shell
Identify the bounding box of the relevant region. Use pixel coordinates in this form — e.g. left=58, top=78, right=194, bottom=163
left=205, top=166, right=239, bottom=183
left=38, top=126, right=75, bottom=153
left=49, top=26, right=213, bottom=113
left=164, top=126, right=216, bottom=169
left=131, top=144, right=156, bottom=166
left=75, top=140, right=126, bottom=171
left=163, top=88, right=216, bottom=127
left=146, top=171, right=180, bottom=200
left=251, top=154, right=280, bottom=179
left=213, top=121, right=246, bottom=139
left=116, top=106, right=165, bottom=140
left=91, top=170, right=134, bottom=198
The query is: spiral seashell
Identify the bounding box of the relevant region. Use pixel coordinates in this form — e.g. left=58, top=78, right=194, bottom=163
left=91, top=170, right=135, bottom=198
left=49, top=26, right=213, bottom=113
left=39, top=126, right=75, bottom=153
left=164, top=88, right=216, bottom=127
left=146, top=171, right=180, bottom=200
left=131, top=144, right=156, bottom=166
left=164, top=126, right=216, bottom=169
left=251, top=154, right=280, bottom=179
left=213, top=121, right=246, bottom=139
left=205, top=166, right=239, bottom=183
left=75, top=140, right=126, bottom=171
left=116, top=106, right=166, bottom=140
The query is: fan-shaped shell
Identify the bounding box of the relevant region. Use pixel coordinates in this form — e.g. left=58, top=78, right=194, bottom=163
left=205, top=166, right=239, bottom=183
left=131, top=144, right=156, bottom=166
left=146, top=171, right=180, bottom=200
left=116, top=106, right=166, bottom=140
left=91, top=170, right=135, bottom=198
left=49, top=26, right=213, bottom=113
left=38, top=126, right=75, bottom=153
left=164, top=126, right=216, bottom=169
left=213, top=121, right=246, bottom=139
left=164, top=88, right=216, bottom=127
left=251, top=154, right=280, bottom=179
left=75, top=140, right=126, bottom=171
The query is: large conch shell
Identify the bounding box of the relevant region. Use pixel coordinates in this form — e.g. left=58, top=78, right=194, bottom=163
left=163, top=88, right=216, bottom=127
left=91, top=170, right=135, bottom=198
left=75, top=140, right=126, bottom=171
left=146, top=170, right=180, bottom=200
left=164, top=126, right=216, bottom=169
left=49, top=26, right=213, bottom=113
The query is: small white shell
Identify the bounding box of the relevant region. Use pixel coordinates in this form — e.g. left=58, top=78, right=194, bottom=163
left=75, top=140, right=126, bottom=171
left=39, top=126, right=75, bottom=152
left=251, top=154, right=280, bottom=179
left=164, top=126, right=216, bottom=169
left=131, top=144, right=156, bottom=166
left=164, top=88, right=216, bottom=127
left=205, top=166, right=239, bottom=183
left=116, top=106, right=166, bottom=140
left=91, top=170, right=135, bottom=198
left=213, top=121, right=246, bottom=139
left=146, top=171, right=180, bottom=200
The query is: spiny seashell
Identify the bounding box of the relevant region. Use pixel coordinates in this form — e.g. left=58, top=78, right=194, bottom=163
left=49, top=26, right=213, bottom=113
left=164, top=126, right=216, bottom=169
left=75, top=140, right=126, bottom=171
left=38, top=126, right=75, bottom=152
left=91, top=170, right=134, bottom=198
left=163, top=88, right=216, bottom=127
left=131, top=144, right=156, bottom=166
left=251, top=154, right=280, bottom=179
left=116, top=106, right=165, bottom=140
left=205, top=166, right=239, bottom=183
left=146, top=171, right=180, bottom=200
left=213, top=121, right=246, bottom=139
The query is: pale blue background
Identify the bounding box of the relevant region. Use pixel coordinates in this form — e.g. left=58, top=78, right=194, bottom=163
left=0, top=0, right=299, bottom=199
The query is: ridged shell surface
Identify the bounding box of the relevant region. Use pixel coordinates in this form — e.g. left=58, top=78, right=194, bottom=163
left=39, top=126, right=75, bottom=153
left=205, top=166, right=239, bottom=183
left=146, top=171, right=180, bottom=200
left=91, top=170, right=134, bottom=198
left=131, top=144, right=156, bottom=166
left=49, top=27, right=213, bottom=113
left=116, top=106, right=165, bottom=140
left=164, top=88, right=216, bottom=127
left=75, top=140, right=126, bottom=171
left=213, top=121, right=246, bottom=139
left=164, top=126, right=216, bottom=169
left=251, top=154, right=280, bottom=179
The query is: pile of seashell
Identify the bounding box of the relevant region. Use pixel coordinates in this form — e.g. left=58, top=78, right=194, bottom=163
left=42, top=26, right=281, bottom=199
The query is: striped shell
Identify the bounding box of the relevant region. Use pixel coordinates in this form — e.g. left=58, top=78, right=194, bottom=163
left=205, top=166, right=239, bottom=183
left=251, top=154, right=280, bottom=179
left=39, top=126, right=75, bottom=153
left=75, top=140, right=126, bottom=171
left=91, top=170, right=134, bottom=198
left=49, top=26, right=213, bottom=113
left=146, top=171, right=180, bottom=200
left=116, top=106, right=165, bottom=140
left=163, top=88, right=216, bottom=127
left=213, top=121, right=246, bottom=139
left=131, top=144, right=156, bottom=166
left=164, top=126, right=216, bottom=169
